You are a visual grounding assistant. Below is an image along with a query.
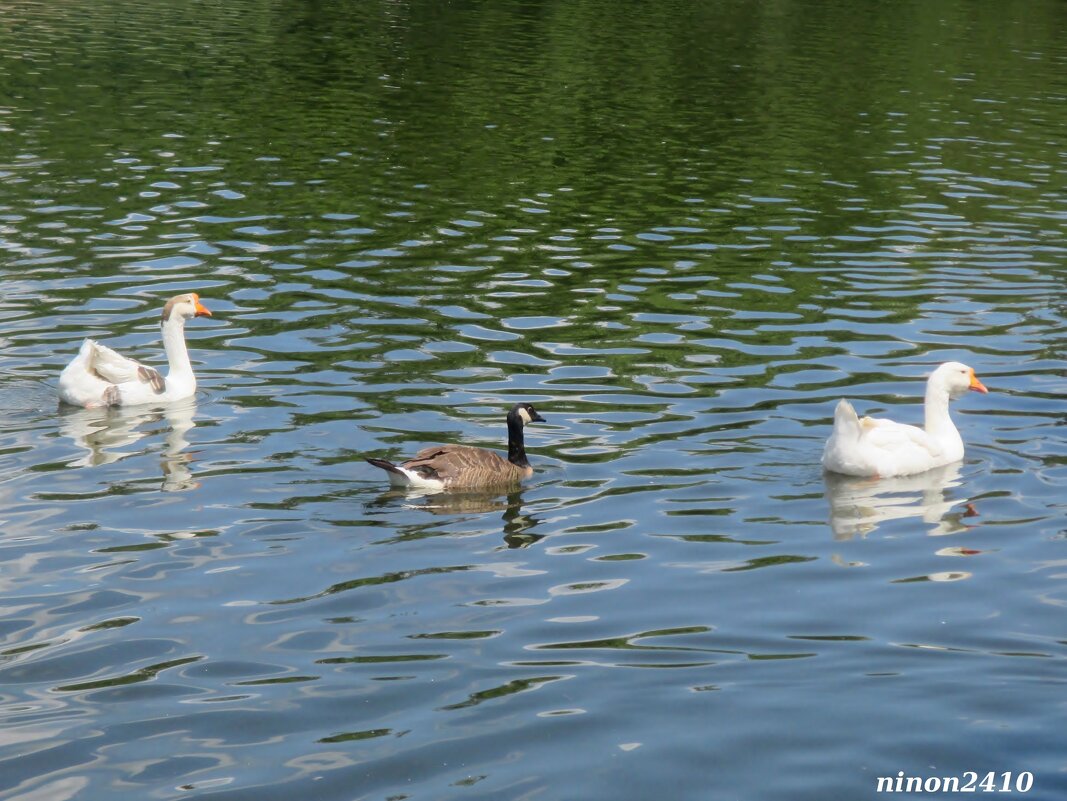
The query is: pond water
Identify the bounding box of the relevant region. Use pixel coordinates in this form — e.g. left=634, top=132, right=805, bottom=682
left=1, top=2, right=1065, bottom=799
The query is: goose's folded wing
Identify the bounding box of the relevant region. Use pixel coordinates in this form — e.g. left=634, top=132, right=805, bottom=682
left=403, top=445, right=514, bottom=483
left=861, top=418, right=943, bottom=459
left=85, top=341, right=166, bottom=392
left=84, top=341, right=142, bottom=383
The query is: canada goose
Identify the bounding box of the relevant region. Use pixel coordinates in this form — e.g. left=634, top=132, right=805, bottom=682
left=58, top=293, right=212, bottom=408
left=822, top=362, right=988, bottom=477
left=366, top=402, right=545, bottom=490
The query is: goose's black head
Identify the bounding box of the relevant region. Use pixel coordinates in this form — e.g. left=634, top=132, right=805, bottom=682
left=507, top=402, right=545, bottom=427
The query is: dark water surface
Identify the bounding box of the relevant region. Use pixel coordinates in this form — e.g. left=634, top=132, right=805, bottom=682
left=1, top=2, right=1065, bottom=799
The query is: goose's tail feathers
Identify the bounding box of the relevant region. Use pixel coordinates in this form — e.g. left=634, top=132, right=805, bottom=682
left=832, top=399, right=862, bottom=440
left=366, top=458, right=411, bottom=486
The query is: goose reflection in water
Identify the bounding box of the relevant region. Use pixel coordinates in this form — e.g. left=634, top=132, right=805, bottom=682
left=370, top=488, right=543, bottom=548
left=58, top=397, right=200, bottom=492
left=824, top=462, right=979, bottom=540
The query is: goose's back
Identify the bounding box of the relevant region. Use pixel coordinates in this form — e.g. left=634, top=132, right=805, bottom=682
left=402, top=445, right=530, bottom=487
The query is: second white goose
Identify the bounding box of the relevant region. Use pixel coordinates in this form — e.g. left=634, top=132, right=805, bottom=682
left=822, top=361, right=988, bottom=478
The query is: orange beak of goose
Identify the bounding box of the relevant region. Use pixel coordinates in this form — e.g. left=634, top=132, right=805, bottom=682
left=969, top=369, right=988, bottom=394
left=194, top=298, right=212, bottom=318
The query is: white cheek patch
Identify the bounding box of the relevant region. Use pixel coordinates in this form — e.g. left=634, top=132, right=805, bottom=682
left=518, top=407, right=532, bottom=424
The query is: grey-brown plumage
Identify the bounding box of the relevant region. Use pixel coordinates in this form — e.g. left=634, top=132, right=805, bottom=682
left=395, top=444, right=531, bottom=486
left=366, top=402, right=545, bottom=489
left=137, top=365, right=166, bottom=394
left=103, top=384, right=122, bottom=406
left=160, top=296, right=181, bottom=324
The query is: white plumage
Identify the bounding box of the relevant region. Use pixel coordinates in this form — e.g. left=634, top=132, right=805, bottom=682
left=822, top=362, right=988, bottom=478
left=58, top=293, right=212, bottom=408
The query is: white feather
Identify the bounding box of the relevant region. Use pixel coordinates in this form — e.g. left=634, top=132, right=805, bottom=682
left=390, top=467, right=445, bottom=491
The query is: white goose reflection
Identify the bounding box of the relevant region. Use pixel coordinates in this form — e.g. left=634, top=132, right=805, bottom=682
left=58, top=398, right=200, bottom=491
left=824, top=462, right=978, bottom=540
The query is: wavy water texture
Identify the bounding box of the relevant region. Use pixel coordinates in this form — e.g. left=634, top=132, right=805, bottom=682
left=0, top=1, right=1065, bottom=800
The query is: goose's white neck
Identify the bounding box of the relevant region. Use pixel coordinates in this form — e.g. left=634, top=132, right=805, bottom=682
left=924, top=378, right=963, bottom=456
left=162, top=316, right=194, bottom=383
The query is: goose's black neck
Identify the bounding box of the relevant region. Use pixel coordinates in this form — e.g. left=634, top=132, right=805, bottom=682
left=506, top=416, right=530, bottom=468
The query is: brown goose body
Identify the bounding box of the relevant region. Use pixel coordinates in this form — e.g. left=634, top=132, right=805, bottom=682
left=366, top=403, right=545, bottom=490
left=402, top=444, right=532, bottom=487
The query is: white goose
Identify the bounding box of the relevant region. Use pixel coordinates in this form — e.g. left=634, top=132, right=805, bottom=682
left=822, top=361, right=988, bottom=478
left=58, top=293, right=212, bottom=408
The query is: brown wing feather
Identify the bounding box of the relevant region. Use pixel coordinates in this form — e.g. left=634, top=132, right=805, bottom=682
left=401, top=445, right=529, bottom=487
left=137, top=365, right=167, bottom=394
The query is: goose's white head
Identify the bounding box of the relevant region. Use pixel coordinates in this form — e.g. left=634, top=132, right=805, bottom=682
left=161, top=293, right=212, bottom=325
left=931, top=361, right=988, bottom=399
